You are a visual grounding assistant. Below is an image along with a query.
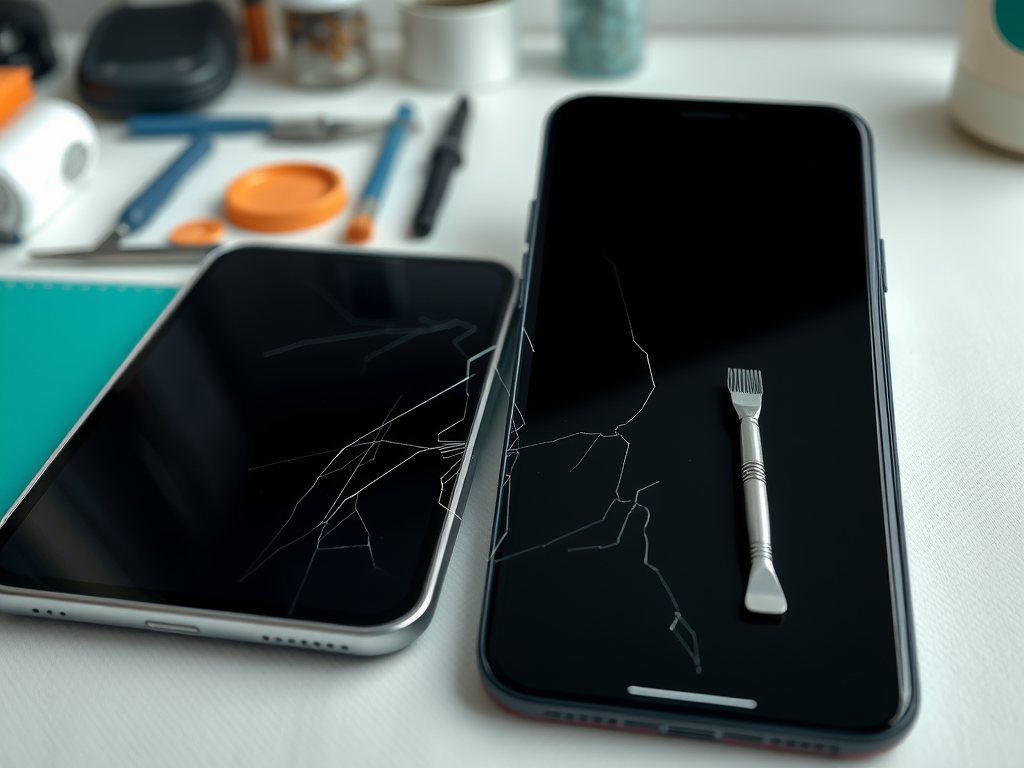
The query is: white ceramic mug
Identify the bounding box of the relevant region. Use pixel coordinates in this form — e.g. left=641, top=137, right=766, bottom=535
left=950, top=0, right=1024, bottom=153
left=398, top=0, right=518, bottom=89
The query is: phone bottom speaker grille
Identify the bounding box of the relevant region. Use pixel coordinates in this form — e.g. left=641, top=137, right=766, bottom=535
left=260, top=635, right=349, bottom=652
left=30, top=607, right=66, bottom=617
left=765, top=737, right=839, bottom=754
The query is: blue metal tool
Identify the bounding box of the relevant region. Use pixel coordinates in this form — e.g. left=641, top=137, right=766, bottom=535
left=128, top=113, right=388, bottom=142
left=32, top=133, right=213, bottom=262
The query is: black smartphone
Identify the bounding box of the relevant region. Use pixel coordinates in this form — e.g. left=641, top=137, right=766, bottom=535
left=0, top=245, right=515, bottom=654
left=478, top=96, right=916, bottom=755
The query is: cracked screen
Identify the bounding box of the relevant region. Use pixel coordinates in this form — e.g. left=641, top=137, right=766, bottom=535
left=483, top=98, right=901, bottom=732
left=0, top=247, right=513, bottom=626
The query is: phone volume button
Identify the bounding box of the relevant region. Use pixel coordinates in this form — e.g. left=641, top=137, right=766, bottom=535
left=525, top=199, right=536, bottom=247
left=879, top=238, right=888, bottom=293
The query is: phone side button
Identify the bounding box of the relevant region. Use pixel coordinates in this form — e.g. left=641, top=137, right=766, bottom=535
left=880, top=238, right=888, bottom=293
left=145, top=620, right=200, bottom=634
left=525, top=199, right=536, bottom=246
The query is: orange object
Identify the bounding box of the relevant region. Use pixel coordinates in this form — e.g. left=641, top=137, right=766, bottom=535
left=225, top=163, right=346, bottom=232
left=170, top=217, right=226, bottom=246
left=0, top=66, right=34, bottom=126
left=244, top=1, right=272, bottom=63
left=344, top=212, right=374, bottom=244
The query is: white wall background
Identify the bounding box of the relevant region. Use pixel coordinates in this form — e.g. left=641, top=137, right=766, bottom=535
left=37, top=0, right=964, bottom=35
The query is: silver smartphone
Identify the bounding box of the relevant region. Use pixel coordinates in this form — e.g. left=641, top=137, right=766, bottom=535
left=0, top=244, right=516, bottom=654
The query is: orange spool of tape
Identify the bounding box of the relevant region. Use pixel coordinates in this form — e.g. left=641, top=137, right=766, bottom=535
left=225, top=162, right=346, bottom=232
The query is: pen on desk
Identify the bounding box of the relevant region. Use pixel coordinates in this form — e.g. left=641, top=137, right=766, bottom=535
left=412, top=95, right=469, bottom=238
left=345, top=102, right=414, bottom=244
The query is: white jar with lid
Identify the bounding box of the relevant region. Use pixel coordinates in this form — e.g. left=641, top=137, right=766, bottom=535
left=283, top=0, right=373, bottom=87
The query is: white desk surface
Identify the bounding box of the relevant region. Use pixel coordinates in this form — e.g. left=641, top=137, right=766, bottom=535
left=2, top=33, right=1022, bottom=768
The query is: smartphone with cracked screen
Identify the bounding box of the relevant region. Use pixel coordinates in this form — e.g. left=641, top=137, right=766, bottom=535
left=478, top=96, right=917, bottom=754
left=0, top=244, right=515, bottom=654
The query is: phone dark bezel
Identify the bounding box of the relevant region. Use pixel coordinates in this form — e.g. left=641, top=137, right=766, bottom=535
left=477, top=95, right=918, bottom=755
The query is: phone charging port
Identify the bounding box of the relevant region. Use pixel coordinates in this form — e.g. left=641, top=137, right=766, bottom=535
left=145, top=620, right=200, bottom=634
left=661, top=725, right=718, bottom=740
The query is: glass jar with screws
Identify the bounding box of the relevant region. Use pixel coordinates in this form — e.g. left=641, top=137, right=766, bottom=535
left=284, top=0, right=373, bottom=87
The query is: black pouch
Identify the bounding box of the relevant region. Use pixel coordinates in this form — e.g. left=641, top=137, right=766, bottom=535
left=77, top=0, right=237, bottom=114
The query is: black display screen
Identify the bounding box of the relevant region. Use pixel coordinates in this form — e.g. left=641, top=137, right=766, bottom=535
left=482, top=98, right=903, bottom=733
left=0, top=248, right=513, bottom=627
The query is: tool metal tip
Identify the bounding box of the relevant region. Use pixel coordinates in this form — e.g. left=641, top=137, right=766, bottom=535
left=345, top=213, right=374, bottom=244
left=744, top=558, right=788, bottom=615
left=727, top=367, right=763, bottom=395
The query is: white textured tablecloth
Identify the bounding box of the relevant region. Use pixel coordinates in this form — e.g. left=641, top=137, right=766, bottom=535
left=1, top=33, right=1021, bottom=768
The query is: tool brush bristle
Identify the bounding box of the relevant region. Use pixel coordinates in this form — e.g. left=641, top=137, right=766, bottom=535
left=727, top=367, right=763, bottom=395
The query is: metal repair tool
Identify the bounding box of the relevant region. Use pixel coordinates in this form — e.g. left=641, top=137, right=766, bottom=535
left=727, top=367, right=788, bottom=616
left=31, top=132, right=213, bottom=263
left=127, top=113, right=390, bottom=142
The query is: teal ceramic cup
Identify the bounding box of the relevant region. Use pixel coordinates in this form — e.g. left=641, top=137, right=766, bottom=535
left=561, top=0, right=645, bottom=77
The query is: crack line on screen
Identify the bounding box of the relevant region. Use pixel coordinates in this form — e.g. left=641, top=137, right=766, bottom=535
left=490, top=257, right=701, bottom=673
left=241, top=306, right=494, bottom=614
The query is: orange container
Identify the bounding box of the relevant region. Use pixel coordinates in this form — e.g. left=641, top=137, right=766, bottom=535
left=225, top=163, right=346, bottom=232
left=170, top=217, right=225, bottom=246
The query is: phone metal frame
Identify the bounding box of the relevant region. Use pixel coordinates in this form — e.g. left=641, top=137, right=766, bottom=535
left=478, top=95, right=918, bottom=755
left=0, top=243, right=518, bottom=656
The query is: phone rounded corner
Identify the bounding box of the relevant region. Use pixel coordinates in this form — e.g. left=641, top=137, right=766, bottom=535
left=476, top=640, right=531, bottom=718
left=829, top=672, right=920, bottom=756
left=821, top=103, right=876, bottom=150
left=371, top=614, right=431, bottom=655
left=486, top=257, right=519, bottom=290
left=883, top=660, right=921, bottom=745
left=544, top=94, right=610, bottom=134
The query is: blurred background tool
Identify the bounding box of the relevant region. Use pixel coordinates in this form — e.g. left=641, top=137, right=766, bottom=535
left=78, top=1, right=237, bottom=113
left=412, top=95, right=469, bottom=238
left=243, top=0, right=272, bottom=63
left=0, top=97, right=98, bottom=243
left=32, top=133, right=212, bottom=262
left=0, top=0, right=55, bottom=79
left=345, top=102, right=413, bottom=244
left=127, top=113, right=389, bottom=142
left=0, top=65, right=33, bottom=125
left=284, top=0, right=372, bottom=87
left=225, top=162, right=346, bottom=232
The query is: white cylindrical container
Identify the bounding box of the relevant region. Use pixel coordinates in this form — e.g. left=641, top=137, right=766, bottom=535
left=0, top=98, right=98, bottom=237
left=399, top=0, right=518, bottom=89
left=950, top=0, right=1024, bottom=153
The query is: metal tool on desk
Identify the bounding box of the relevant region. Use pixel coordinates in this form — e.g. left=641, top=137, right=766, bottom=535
left=32, top=132, right=213, bottom=263
left=128, top=113, right=391, bottom=142
left=727, top=367, right=788, bottom=616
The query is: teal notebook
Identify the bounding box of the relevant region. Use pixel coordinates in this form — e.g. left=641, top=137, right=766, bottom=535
left=0, top=281, right=177, bottom=512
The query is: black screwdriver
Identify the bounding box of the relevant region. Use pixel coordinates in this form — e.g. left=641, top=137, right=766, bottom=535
left=412, top=96, right=470, bottom=238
